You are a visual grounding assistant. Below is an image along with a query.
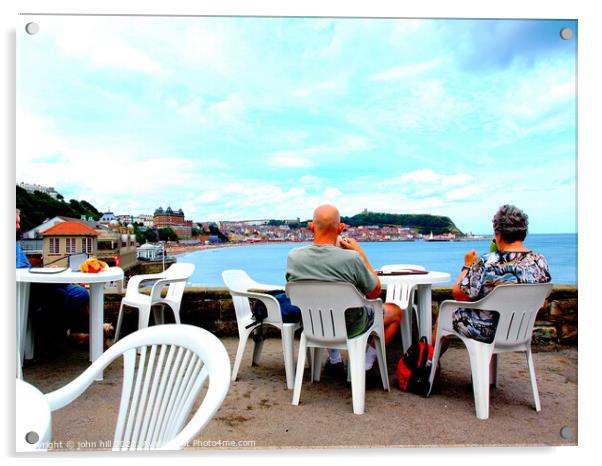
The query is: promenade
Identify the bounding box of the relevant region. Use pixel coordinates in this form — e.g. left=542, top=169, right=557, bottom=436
left=22, top=336, right=577, bottom=450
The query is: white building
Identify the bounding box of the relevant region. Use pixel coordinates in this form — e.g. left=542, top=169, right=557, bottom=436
left=134, top=214, right=154, bottom=228
left=99, top=212, right=117, bottom=222
left=116, top=214, right=134, bottom=224
left=19, top=182, right=60, bottom=199
left=137, top=243, right=162, bottom=260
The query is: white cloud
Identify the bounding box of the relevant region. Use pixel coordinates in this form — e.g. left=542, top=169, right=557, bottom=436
left=16, top=109, right=202, bottom=202
left=267, top=135, right=371, bottom=169
left=269, top=153, right=315, bottom=168
left=300, top=175, right=321, bottom=185
left=445, top=184, right=482, bottom=201
left=51, top=18, right=163, bottom=75
left=323, top=187, right=342, bottom=198
left=171, top=93, right=247, bottom=127
left=194, top=191, right=221, bottom=204
left=381, top=169, right=472, bottom=188
left=369, top=58, right=445, bottom=82
left=291, top=80, right=341, bottom=98
left=205, top=94, right=247, bottom=123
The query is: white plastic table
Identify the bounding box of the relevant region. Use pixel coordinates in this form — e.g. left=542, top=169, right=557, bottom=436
left=16, top=267, right=124, bottom=380
left=16, top=379, right=51, bottom=452
left=379, top=270, right=451, bottom=344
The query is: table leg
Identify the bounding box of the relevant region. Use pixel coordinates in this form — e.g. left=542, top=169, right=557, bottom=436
left=89, top=282, right=105, bottom=380
left=416, top=284, right=433, bottom=344
left=16, top=282, right=31, bottom=378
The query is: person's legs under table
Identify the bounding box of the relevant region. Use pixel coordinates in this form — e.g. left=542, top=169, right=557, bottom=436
left=382, top=302, right=403, bottom=346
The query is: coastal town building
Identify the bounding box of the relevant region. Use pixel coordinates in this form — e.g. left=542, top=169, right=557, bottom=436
left=116, top=214, right=134, bottom=224
left=20, top=215, right=138, bottom=269
left=99, top=212, right=117, bottom=223
left=137, top=242, right=162, bottom=261
left=134, top=214, right=154, bottom=228
left=41, top=221, right=99, bottom=267
left=18, top=182, right=61, bottom=199
left=153, top=206, right=192, bottom=239
left=97, top=220, right=138, bottom=268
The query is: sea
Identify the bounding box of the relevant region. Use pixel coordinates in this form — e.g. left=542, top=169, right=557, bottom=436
left=177, top=233, right=577, bottom=287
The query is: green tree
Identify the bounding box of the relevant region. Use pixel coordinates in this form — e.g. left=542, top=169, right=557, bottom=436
left=158, top=227, right=178, bottom=241
left=16, top=186, right=103, bottom=234
left=144, top=229, right=158, bottom=243
left=340, top=211, right=463, bottom=235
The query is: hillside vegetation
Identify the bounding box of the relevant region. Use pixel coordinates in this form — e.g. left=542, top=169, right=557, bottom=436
left=16, top=186, right=101, bottom=234
left=340, top=211, right=462, bottom=235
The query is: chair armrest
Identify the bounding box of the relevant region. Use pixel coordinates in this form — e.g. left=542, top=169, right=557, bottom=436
left=126, top=274, right=165, bottom=290
left=45, top=376, right=97, bottom=411
left=149, top=277, right=188, bottom=302
left=365, top=298, right=384, bottom=327
left=365, top=297, right=384, bottom=312
left=45, top=348, right=115, bottom=410
left=230, top=290, right=283, bottom=323
left=125, top=275, right=165, bottom=299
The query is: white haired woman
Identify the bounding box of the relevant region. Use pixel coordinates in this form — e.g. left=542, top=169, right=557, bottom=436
left=434, top=204, right=551, bottom=354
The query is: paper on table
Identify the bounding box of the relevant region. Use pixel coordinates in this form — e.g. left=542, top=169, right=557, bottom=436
left=377, top=269, right=429, bottom=276
left=26, top=267, right=68, bottom=274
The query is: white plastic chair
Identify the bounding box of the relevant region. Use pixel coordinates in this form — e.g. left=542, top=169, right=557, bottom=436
left=222, top=270, right=301, bottom=390
left=115, top=263, right=195, bottom=341
left=286, top=281, right=390, bottom=415
left=427, top=283, right=553, bottom=419
left=380, top=263, right=426, bottom=353
left=44, top=324, right=230, bottom=450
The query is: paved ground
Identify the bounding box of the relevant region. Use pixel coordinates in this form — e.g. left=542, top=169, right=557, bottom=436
left=21, top=336, right=578, bottom=451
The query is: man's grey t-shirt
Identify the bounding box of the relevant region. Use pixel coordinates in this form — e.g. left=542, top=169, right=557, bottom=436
left=286, top=244, right=378, bottom=336
left=286, top=244, right=377, bottom=294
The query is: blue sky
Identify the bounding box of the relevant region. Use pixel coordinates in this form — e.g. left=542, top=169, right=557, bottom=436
left=16, top=16, right=577, bottom=233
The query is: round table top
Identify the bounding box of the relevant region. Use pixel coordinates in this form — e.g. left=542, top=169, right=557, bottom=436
left=16, top=379, right=51, bottom=452
left=16, top=266, right=124, bottom=284
left=378, top=270, right=452, bottom=286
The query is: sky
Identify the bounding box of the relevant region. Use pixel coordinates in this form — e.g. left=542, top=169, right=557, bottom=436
left=16, top=16, right=577, bottom=234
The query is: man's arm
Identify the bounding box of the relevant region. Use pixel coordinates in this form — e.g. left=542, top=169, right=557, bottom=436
left=339, top=237, right=381, bottom=299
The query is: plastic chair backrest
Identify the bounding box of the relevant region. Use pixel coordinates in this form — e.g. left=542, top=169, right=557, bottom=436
left=45, top=325, right=230, bottom=450
left=471, top=283, right=553, bottom=347
left=222, top=270, right=259, bottom=321
left=221, top=269, right=258, bottom=293
left=286, top=281, right=367, bottom=345
left=380, top=264, right=425, bottom=308
left=162, top=263, right=195, bottom=301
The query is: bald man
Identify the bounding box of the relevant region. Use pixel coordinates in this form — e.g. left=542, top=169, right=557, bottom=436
left=286, top=204, right=402, bottom=377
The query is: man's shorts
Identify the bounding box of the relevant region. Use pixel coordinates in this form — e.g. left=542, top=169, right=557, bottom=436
left=452, top=308, right=500, bottom=344
left=345, top=306, right=375, bottom=338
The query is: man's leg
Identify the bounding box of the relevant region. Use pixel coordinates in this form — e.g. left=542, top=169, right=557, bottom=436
left=63, top=285, right=91, bottom=344
left=365, top=303, right=403, bottom=371
left=383, top=302, right=403, bottom=346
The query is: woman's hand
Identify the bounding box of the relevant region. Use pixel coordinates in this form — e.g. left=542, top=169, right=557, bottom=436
left=464, top=249, right=478, bottom=267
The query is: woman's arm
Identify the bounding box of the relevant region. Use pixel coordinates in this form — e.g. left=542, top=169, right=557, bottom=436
left=452, top=249, right=478, bottom=301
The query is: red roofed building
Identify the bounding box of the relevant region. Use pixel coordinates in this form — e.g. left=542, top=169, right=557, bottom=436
left=41, top=221, right=100, bottom=267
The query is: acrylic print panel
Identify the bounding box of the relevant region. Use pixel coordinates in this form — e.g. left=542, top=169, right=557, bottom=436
left=16, top=15, right=577, bottom=451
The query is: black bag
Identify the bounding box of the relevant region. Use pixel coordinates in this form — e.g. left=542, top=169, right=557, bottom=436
left=246, top=290, right=301, bottom=329
left=245, top=290, right=302, bottom=344
left=396, top=336, right=434, bottom=397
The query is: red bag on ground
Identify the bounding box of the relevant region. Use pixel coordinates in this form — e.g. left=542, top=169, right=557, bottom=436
left=396, top=336, right=434, bottom=397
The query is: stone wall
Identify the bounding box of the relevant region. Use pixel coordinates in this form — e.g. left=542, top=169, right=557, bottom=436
left=104, top=285, right=577, bottom=349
